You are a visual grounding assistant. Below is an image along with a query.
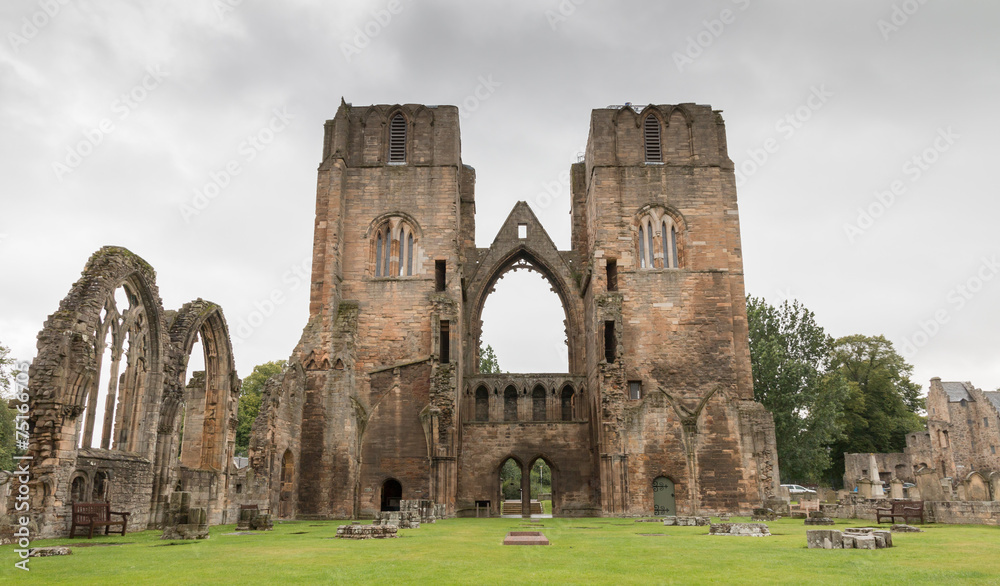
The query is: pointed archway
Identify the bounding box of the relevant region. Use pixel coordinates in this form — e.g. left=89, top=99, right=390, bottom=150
left=464, top=202, right=584, bottom=375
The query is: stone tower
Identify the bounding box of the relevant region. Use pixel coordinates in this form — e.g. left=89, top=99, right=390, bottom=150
left=250, top=100, right=778, bottom=519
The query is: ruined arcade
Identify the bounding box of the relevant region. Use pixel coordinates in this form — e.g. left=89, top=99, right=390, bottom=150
left=12, top=101, right=779, bottom=536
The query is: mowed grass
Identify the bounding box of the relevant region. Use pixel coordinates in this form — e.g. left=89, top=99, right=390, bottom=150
left=2, top=516, right=999, bottom=585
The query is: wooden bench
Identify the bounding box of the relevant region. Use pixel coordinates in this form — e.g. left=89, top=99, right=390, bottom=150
left=789, top=498, right=820, bottom=515
left=70, top=502, right=130, bottom=538
left=875, top=500, right=924, bottom=524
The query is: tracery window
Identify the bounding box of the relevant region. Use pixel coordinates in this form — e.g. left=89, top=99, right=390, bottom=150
left=636, top=209, right=682, bottom=270
left=372, top=216, right=420, bottom=277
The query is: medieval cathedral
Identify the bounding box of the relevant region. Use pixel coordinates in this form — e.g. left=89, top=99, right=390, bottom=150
left=16, top=101, right=778, bottom=536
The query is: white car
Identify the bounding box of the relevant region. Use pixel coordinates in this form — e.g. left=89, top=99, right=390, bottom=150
left=781, top=484, right=817, bottom=495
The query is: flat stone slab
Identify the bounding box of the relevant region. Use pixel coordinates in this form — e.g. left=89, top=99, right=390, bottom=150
left=663, top=515, right=710, bottom=526
left=503, top=531, right=549, bottom=545
left=29, top=547, right=71, bottom=557
left=891, top=524, right=923, bottom=532
left=709, top=522, right=770, bottom=536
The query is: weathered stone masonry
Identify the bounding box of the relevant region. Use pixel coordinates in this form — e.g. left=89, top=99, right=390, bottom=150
left=255, top=100, right=779, bottom=520
left=13, top=101, right=780, bottom=535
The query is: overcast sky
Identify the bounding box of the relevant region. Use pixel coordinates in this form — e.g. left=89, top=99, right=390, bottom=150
left=1, top=1, right=998, bottom=397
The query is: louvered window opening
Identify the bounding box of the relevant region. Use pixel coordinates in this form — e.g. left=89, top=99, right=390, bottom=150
left=644, top=116, right=661, bottom=162
left=389, top=114, right=406, bottom=163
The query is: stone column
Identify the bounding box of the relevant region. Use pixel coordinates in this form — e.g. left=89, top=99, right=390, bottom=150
left=521, top=462, right=532, bottom=519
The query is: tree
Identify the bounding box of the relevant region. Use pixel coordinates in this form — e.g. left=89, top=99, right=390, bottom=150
left=747, top=296, right=849, bottom=484
left=0, top=342, right=19, bottom=470
left=479, top=344, right=501, bottom=374
left=235, top=360, right=286, bottom=456
left=827, top=334, right=924, bottom=483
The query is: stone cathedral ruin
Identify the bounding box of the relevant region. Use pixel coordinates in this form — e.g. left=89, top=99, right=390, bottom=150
left=12, top=101, right=781, bottom=537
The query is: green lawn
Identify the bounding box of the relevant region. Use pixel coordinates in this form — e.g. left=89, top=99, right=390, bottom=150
left=3, top=517, right=999, bottom=584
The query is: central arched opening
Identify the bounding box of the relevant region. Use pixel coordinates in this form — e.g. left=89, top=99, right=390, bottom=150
left=478, top=256, right=569, bottom=373
left=381, top=478, right=402, bottom=512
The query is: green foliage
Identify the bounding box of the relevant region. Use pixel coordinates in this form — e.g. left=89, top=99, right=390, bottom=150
left=499, top=459, right=521, bottom=500
left=0, top=342, right=19, bottom=470
left=0, top=341, right=13, bottom=397
left=530, top=460, right=551, bottom=498
left=828, top=334, right=925, bottom=483
left=479, top=344, right=501, bottom=374
left=747, top=297, right=848, bottom=484
left=235, top=360, right=286, bottom=457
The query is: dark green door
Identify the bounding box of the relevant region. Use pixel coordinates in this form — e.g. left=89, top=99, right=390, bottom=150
left=653, top=476, right=675, bottom=516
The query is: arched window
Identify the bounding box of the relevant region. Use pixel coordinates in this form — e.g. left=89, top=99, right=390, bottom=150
left=636, top=209, right=682, bottom=270
left=644, top=115, right=662, bottom=162
left=504, top=386, right=518, bottom=422
left=475, top=386, right=489, bottom=421
left=532, top=385, right=546, bottom=421
left=371, top=216, right=420, bottom=277
left=638, top=225, right=646, bottom=269
left=388, top=113, right=406, bottom=163
left=561, top=386, right=574, bottom=421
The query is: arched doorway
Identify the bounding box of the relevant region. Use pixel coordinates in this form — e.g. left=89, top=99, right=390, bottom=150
left=499, top=458, right=522, bottom=516
left=381, top=478, right=402, bottom=512
left=530, top=458, right=553, bottom=516
left=653, top=476, right=675, bottom=516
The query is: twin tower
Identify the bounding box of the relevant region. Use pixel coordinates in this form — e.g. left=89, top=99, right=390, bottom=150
left=251, top=100, right=779, bottom=518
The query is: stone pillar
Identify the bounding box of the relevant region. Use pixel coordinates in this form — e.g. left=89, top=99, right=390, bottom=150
left=868, top=454, right=884, bottom=497
left=521, top=463, right=532, bottom=519
left=857, top=479, right=873, bottom=499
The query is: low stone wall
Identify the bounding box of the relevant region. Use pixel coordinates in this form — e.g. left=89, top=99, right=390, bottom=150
left=336, top=523, right=398, bottom=539
left=928, top=501, right=1000, bottom=525
left=822, top=498, right=1000, bottom=525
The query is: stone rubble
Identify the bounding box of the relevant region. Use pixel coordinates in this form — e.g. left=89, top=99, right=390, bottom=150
left=336, top=524, right=399, bottom=539
left=807, top=527, right=893, bottom=549
left=709, top=522, right=770, bottom=536
left=662, top=516, right=710, bottom=526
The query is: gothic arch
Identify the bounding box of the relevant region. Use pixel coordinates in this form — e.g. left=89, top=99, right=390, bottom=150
left=465, top=202, right=583, bottom=374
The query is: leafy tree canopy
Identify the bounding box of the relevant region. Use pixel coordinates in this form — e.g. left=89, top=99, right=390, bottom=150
left=747, top=296, right=848, bottom=484
left=479, top=344, right=501, bottom=374
left=827, top=334, right=925, bottom=481
left=235, top=360, right=286, bottom=457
